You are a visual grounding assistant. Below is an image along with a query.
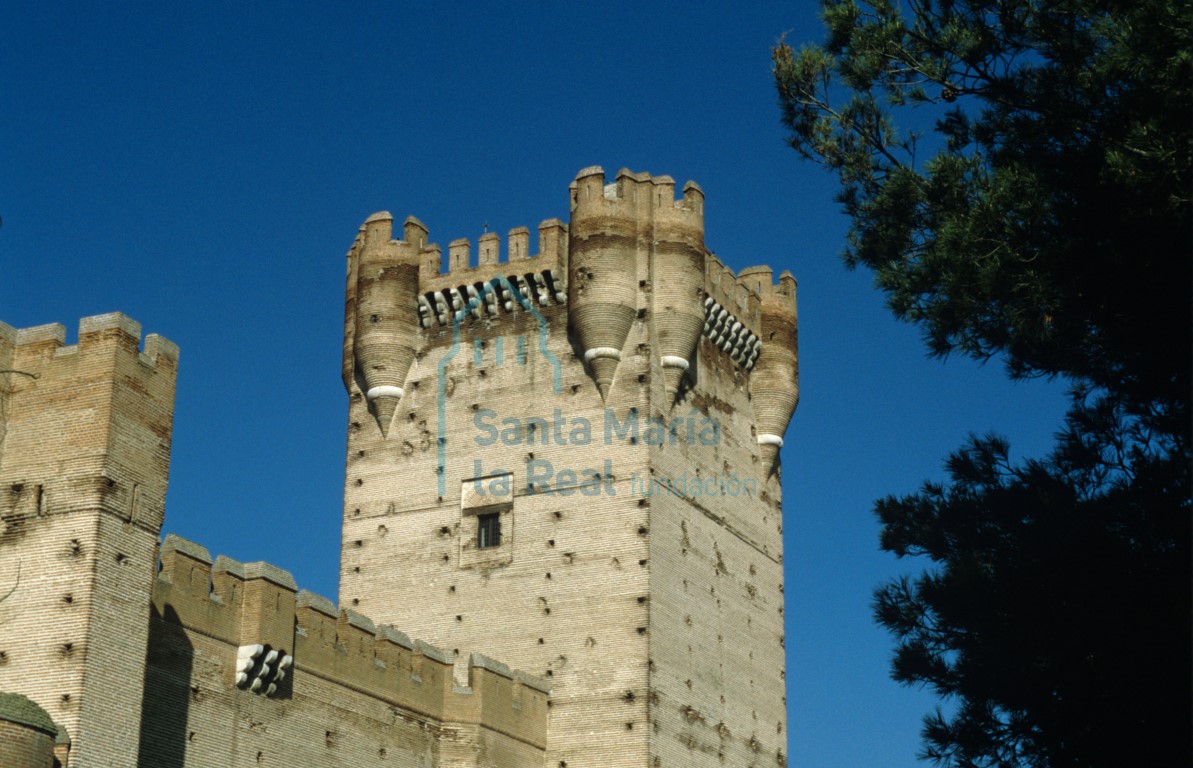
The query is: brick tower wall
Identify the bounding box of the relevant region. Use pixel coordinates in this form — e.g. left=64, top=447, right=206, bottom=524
left=339, top=168, right=799, bottom=768
left=0, top=315, right=177, bottom=767
left=342, top=298, right=654, bottom=767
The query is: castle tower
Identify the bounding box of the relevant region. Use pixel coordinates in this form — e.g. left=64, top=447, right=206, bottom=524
left=339, top=168, right=798, bottom=767
left=568, top=166, right=642, bottom=400
left=347, top=212, right=425, bottom=437
left=648, top=176, right=707, bottom=408
left=740, top=266, right=799, bottom=476
left=0, top=692, right=62, bottom=768
left=0, top=314, right=178, bottom=767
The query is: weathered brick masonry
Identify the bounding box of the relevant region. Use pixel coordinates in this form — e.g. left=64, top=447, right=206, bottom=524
left=0, top=315, right=176, bottom=767
left=341, top=167, right=799, bottom=768
left=0, top=166, right=798, bottom=767
left=0, top=692, right=63, bottom=768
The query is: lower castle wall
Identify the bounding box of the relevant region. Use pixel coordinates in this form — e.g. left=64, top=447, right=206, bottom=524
left=139, top=618, right=442, bottom=767
left=141, top=535, right=549, bottom=768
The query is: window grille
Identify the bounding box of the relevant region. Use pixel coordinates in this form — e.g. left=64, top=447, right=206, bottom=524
left=477, top=512, right=501, bottom=549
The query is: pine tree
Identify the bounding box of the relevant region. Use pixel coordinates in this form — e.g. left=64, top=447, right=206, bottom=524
left=773, top=1, right=1191, bottom=764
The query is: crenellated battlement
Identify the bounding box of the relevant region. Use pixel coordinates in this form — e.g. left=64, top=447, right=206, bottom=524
left=703, top=254, right=761, bottom=333
left=344, top=214, right=569, bottom=294
left=415, top=220, right=571, bottom=331
left=0, top=312, right=178, bottom=530
left=418, top=219, right=568, bottom=290
left=0, top=313, right=178, bottom=380
left=569, top=166, right=705, bottom=229
left=699, top=255, right=766, bottom=372
left=153, top=534, right=549, bottom=747
left=341, top=167, right=799, bottom=469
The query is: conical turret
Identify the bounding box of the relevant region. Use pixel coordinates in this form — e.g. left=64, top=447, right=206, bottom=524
left=351, top=212, right=423, bottom=437
left=745, top=268, right=799, bottom=476
left=567, top=167, right=641, bottom=400
left=650, top=178, right=706, bottom=407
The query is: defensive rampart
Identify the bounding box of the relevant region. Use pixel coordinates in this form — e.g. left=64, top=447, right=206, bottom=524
left=146, top=534, right=549, bottom=766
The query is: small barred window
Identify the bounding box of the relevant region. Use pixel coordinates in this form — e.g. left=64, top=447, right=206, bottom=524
left=477, top=512, right=501, bottom=549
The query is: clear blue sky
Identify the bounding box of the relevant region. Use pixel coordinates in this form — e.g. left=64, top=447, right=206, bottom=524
left=1, top=3, right=1069, bottom=765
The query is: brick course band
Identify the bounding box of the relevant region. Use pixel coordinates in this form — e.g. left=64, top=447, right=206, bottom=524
left=583, top=347, right=622, bottom=362
left=366, top=385, right=405, bottom=401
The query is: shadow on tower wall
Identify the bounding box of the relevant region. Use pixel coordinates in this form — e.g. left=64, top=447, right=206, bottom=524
left=136, top=604, right=193, bottom=768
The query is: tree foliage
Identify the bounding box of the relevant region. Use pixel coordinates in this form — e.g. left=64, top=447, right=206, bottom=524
left=774, top=1, right=1191, bottom=765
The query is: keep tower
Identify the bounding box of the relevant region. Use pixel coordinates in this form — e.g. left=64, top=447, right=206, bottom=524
left=339, top=168, right=799, bottom=767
